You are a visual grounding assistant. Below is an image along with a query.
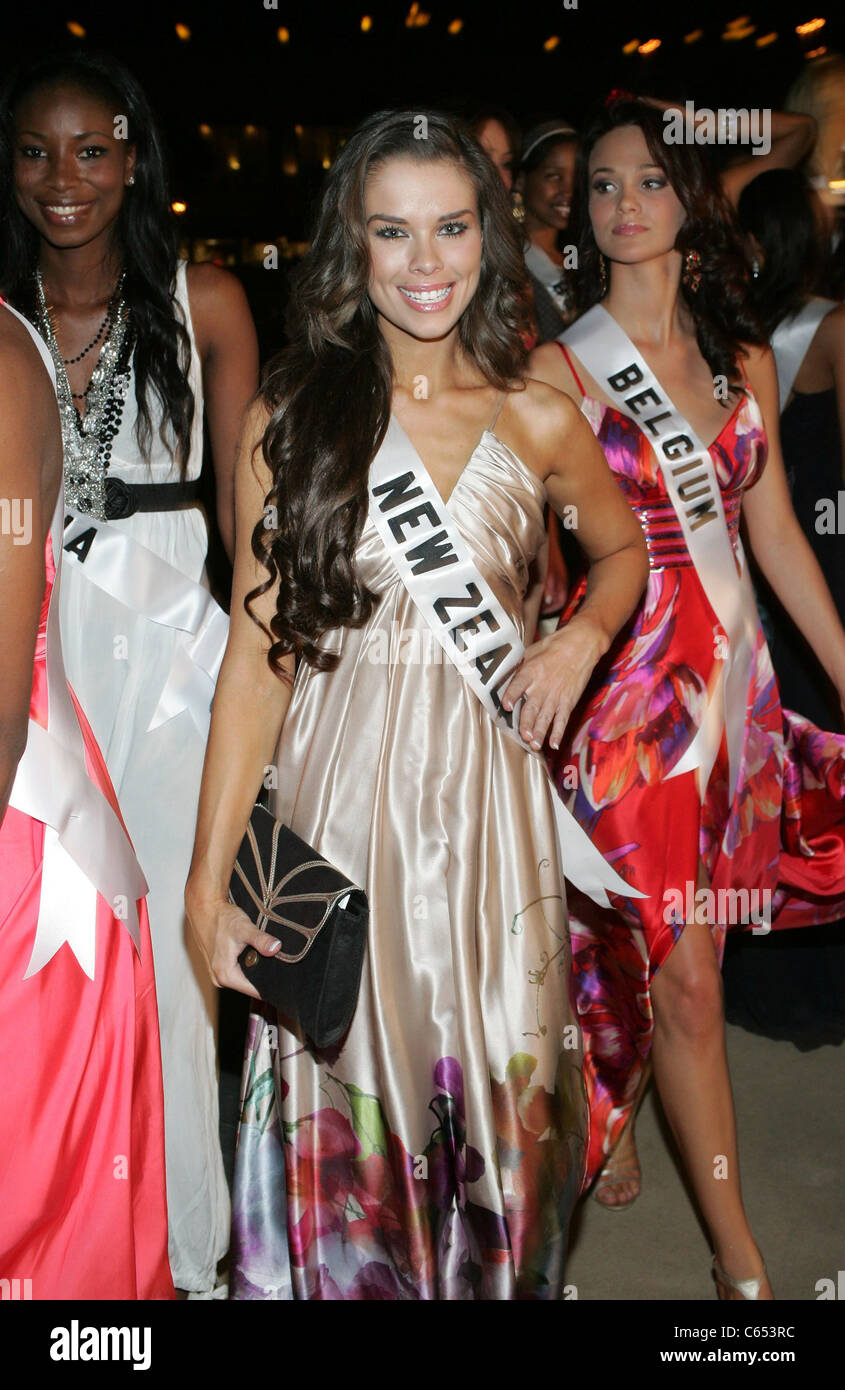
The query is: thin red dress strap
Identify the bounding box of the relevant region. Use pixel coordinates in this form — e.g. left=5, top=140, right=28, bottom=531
left=557, top=342, right=586, bottom=398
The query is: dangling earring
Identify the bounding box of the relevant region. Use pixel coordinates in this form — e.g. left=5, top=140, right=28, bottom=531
left=126, top=174, right=135, bottom=186
left=750, top=258, right=760, bottom=280
left=598, top=253, right=608, bottom=297
left=682, top=248, right=702, bottom=293
left=511, top=188, right=525, bottom=222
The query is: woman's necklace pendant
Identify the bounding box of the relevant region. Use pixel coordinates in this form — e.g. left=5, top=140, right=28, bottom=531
left=34, top=266, right=133, bottom=519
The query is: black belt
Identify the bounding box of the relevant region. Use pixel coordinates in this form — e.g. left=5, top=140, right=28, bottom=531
left=104, top=476, right=203, bottom=520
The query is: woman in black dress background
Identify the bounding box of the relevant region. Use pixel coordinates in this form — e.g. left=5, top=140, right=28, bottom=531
left=723, top=168, right=845, bottom=1050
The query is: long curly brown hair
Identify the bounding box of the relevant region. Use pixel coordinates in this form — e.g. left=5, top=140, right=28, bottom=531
left=247, top=108, right=532, bottom=679
left=570, top=97, right=766, bottom=392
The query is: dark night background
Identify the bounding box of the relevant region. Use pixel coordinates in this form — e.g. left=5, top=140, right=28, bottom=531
left=4, top=1, right=842, bottom=365
left=3, top=0, right=842, bottom=251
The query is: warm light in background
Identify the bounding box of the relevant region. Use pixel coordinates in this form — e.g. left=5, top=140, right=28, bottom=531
left=228, top=156, right=241, bottom=171
left=282, top=156, right=298, bottom=176
left=322, top=156, right=331, bottom=169
left=756, top=32, right=778, bottom=47
left=66, top=20, right=85, bottom=37
left=171, top=201, right=187, bottom=215
left=244, top=125, right=257, bottom=137
left=796, top=18, right=826, bottom=36
left=294, top=123, right=303, bottom=136
left=175, top=23, right=191, bottom=41
left=405, top=3, right=430, bottom=27
left=198, top=123, right=212, bottom=137
left=361, top=15, right=372, bottom=31
left=684, top=30, right=703, bottom=44
left=622, top=38, right=640, bottom=55
left=638, top=38, right=661, bottom=55
left=722, top=13, right=756, bottom=40
left=447, top=18, right=463, bottom=35
left=277, top=27, right=290, bottom=43
left=806, top=45, right=828, bottom=57
left=543, top=35, right=560, bottom=52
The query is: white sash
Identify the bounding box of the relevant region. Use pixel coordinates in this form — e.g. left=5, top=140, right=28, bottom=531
left=367, top=414, right=645, bottom=910
left=62, top=510, right=229, bottom=735
left=563, top=304, right=757, bottom=802
left=770, top=298, right=838, bottom=410
left=3, top=304, right=147, bottom=979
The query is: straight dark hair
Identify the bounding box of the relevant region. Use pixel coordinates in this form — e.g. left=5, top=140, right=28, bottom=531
left=569, top=97, right=766, bottom=390
left=0, top=50, right=194, bottom=470
left=249, top=108, right=532, bottom=679
left=737, top=169, right=829, bottom=337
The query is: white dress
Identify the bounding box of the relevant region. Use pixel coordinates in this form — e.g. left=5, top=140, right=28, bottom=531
left=59, top=261, right=230, bottom=1293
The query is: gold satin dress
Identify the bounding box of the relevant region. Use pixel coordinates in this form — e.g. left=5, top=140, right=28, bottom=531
left=230, top=422, right=588, bottom=1300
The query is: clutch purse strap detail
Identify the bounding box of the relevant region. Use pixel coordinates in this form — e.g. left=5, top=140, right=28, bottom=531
left=230, top=816, right=350, bottom=963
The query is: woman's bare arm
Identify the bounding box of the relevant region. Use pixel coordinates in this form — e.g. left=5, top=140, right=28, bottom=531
left=185, top=400, right=292, bottom=994
left=720, top=109, right=817, bottom=206
left=501, top=382, right=649, bottom=751
left=0, top=315, right=61, bottom=823
left=639, top=98, right=817, bottom=207
left=187, top=263, right=260, bottom=563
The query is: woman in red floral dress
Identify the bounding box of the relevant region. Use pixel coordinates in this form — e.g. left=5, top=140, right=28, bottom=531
left=532, top=97, right=845, bottom=1300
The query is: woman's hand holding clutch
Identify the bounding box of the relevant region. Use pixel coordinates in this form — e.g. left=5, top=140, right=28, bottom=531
left=186, top=881, right=281, bottom=998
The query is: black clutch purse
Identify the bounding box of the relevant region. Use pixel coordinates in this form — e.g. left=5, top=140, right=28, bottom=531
left=229, top=802, right=368, bottom=1049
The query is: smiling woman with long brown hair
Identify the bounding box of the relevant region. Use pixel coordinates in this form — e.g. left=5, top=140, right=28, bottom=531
left=186, top=107, right=648, bottom=1300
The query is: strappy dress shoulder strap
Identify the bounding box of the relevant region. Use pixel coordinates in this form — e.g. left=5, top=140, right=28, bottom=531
left=488, top=390, right=508, bottom=432
left=557, top=342, right=585, bottom=398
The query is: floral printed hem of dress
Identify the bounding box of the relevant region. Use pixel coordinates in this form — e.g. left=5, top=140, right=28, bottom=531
left=231, top=1022, right=585, bottom=1301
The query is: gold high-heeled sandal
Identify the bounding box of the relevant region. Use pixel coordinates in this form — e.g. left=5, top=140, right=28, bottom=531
left=712, top=1255, right=769, bottom=1300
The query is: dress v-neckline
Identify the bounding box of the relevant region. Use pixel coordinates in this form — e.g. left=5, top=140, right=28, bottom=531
left=388, top=412, right=497, bottom=509
left=583, top=389, right=747, bottom=455
left=387, top=409, right=547, bottom=512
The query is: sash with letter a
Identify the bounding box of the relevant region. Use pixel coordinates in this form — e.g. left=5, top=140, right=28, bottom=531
left=2, top=301, right=148, bottom=980
left=367, top=414, right=645, bottom=910
left=562, top=304, right=757, bottom=801
left=62, top=510, right=229, bottom=737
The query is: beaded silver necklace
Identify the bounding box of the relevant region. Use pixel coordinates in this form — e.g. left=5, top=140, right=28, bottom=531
left=35, top=267, right=133, bottom=520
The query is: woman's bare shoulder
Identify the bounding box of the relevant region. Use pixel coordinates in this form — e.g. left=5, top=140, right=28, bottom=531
left=528, top=339, right=582, bottom=402
left=500, top=377, right=584, bottom=478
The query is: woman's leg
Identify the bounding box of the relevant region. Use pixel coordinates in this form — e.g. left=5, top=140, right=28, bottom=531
left=593, top=1059, right=650, bottom=1208
left=649, top=865, right=774, bottom=1299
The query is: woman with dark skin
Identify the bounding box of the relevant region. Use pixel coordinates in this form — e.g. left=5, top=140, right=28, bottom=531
left=1, top=51, right=259, bottom=1295
left=516, top=122, right=579, bottom=343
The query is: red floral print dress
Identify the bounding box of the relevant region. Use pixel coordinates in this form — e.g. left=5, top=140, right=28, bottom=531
left=548, top=345, right=845, bottom=1186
